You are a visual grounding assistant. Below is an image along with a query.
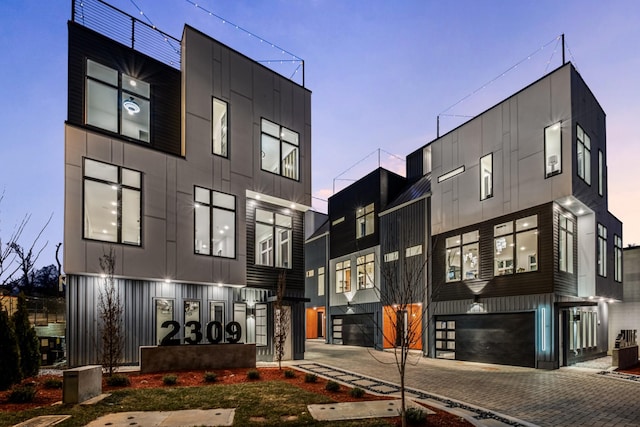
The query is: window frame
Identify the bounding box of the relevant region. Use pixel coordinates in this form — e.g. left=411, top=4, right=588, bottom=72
left=598, top=149, right=604, bottom=196
left=544, top=122, right=562, bottom=178
left=559, top=214, right=575, bottom=274
left=576, top=124, right=591, bottom=185
left=317, top=266, right=325, bottom=296
left=83, top=157, right=142, bottom=246
left=493, top=215, right=538, bottom=276
left=254, top=208, right=293, bottom=269
left=356, top=203, right=375, bottom=239
left=445, top=231, right=478, bottom=282
left=85, top=59, right=151, bottom=143
left=614, top=234, right=622, bottom=283
left=212, top=97, right=229, bottom=158
left=260, top=118, right=300, bottom=181
left=194, top=186, right=236, bottom=259
left=356, top=253, right=375, bottom=290
left=335, top=260, right=351, bottom=294
left=480, top=153, right=493, bottom=200
left=597, top=223, right=607, bottom=277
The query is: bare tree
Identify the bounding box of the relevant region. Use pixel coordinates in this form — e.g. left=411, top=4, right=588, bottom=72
left=273, top=270, right=290, bottom=370
left=0, top=190, right=52, bottom=296
left=97, top=247, right=124, bottom=376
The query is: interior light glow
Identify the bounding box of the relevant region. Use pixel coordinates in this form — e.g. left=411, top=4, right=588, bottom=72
left=123, top=97, right=141, bottom=114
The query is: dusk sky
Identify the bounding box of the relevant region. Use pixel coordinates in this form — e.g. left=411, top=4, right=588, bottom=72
left=1, top=0, right=639, bottom=270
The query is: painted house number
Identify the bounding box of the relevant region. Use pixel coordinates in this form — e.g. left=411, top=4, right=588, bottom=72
left=159, top=320, right=242, bottom=345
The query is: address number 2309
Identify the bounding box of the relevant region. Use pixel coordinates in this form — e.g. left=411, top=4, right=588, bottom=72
left=160, top=320, right=242, bottom=345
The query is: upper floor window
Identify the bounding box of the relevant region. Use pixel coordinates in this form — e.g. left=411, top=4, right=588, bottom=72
left=597, top=224, right=607, bottom=277
left=336, top=260, right=351, bottom=293
left=357, top=253, right=375, bottom=290
left=255, top=209, right=292, bottom=268
left=384, top=251, right=399, bottom=262
left=261, top=118, right=299, bottom=180
left=577, top=124, right=591, bottom=185
left=423, top=146, right=432, bottom=175
left=83, top=158, right=141, bottom=245
left=614, top=235, right=622, bottom=282
left=480, top=153, right=493, bottom=200
left=545, top=122, right=562, bottom=178
left=86, top=59, right=150, bottom=142
left=318, top=267, right=325, bottom=296
left=356, top=203, right=375, bottom=238
left=446, top=231, right=478, bottom=282
left=212, top=98, right=228, bottom=157
left=406, top=245, right=423, bottom=258
left=559, top=214, right=575, bottom=274
left=598, top=150, right=604, bottom=196
left=494, top=215, right=538, bottom=276
left=194, top=187, right=235, bottom=258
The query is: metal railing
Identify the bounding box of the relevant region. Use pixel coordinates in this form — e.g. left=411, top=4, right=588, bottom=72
left=72, top=0, right=181, bottom=68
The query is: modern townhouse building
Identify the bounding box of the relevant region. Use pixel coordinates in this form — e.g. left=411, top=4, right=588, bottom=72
left=308, top=62, right=623, bottom=369
left=64, top=0, right=311, bottom=366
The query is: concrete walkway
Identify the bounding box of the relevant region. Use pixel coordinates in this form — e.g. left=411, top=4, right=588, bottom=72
left=298, top=340, right=640, bottom=427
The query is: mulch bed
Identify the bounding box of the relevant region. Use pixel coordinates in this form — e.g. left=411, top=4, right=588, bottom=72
left=0, top=367, right=471, bottom=426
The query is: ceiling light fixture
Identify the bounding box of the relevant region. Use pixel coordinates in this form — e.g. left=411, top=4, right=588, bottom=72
left=123, top=97, right=141, bottom=115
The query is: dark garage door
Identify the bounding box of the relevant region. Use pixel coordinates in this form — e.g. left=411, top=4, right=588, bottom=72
left=333, top=314, right=375, bottom=347
left=437, top=312, right=535, bottom=368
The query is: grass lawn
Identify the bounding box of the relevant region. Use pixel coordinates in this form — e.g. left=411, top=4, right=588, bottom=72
left=0, top=381, right=394, bottom=426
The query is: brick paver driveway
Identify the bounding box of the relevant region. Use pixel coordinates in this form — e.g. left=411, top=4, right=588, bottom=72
left=301, top=340, right=640, bottom=427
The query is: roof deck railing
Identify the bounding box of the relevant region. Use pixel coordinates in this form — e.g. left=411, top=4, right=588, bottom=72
left=71, top=0, right=182, bottom=68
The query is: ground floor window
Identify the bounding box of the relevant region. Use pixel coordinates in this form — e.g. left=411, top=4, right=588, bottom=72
left=435, top=320, right=456, bottom=359
left=155, top=298, right=174, bottom=345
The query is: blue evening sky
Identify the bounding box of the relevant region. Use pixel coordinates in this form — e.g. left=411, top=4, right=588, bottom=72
left=1, top=0, right=638, bottom=269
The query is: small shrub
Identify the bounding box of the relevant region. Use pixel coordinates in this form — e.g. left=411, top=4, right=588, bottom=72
left=325, top=380, right=340, bottom=392
left=247, top=369, right=260, bottom=380
left=106, top=374, right=130, bottom=387
left=406, top=407, right=427, bottom=425
left=203, top=372, right=218, bottom=383
left=283, top=369, right=296, bottom=378
left=349, top=387, right=365, bottom=398
left=43, top=378, right=63, bottom=389
left=162, top=374, right=178, bottom=385
left=8, top=384, right=37, bottom=403
left=304, top=373, right=318, bottom=383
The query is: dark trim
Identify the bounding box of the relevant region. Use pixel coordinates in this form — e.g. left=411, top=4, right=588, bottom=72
left=544, top=121, right=563, bottom=179
left=259, top=117, right=301, bottom=182
left=479, top=153, right=493, bottom=201
left=82, top=157, right=143, bottom=247
left=437, top=165, right=465, bottom=183
left=576, top=122, right=592, bottom=187
left=211, top=96, right=230, bottom=159
left=192, top=185, right=237, bottom=260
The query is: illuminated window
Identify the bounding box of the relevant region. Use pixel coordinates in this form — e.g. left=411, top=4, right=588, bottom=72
left=212, top=97, right=228, bottom=157
left=614, top=235, right=622, bottom=282
left=336, top=260, right=351, bottom=293
left=357, top=253, right=375, bottom=290
left=356, top=203, right=375, bottom=238
left=86, top=59, right=150, bottom=142
left=597, top=224, right=607, bottom=277
left=446, top=231, right=478, bottom=282
left=545, top=122, right=562, bottom=178
left=559, top=215, right=575, bottom=274
left=494, top=215, right=538, bottom=276
left=194, top=187, right=235, bottom=258
left=577, top=124, right=591, bottom=185
left=255, top=209, right=292, bottom=268
left=83, top=158, right=141, bottom=246
left=318, top=267, right=325, bottom=296
left=261, top=118, right=299, bottom=180
left=480, top=153, right=493, bottom=200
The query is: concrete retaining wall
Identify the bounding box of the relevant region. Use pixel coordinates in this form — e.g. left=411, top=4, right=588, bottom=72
left=140, top=344, right=256, bottom=373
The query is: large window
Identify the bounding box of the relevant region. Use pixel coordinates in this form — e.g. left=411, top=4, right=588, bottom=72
left=336, top=260, right=351, bottom=293
left=255, top=303, right=268, bottom=346
left=194, top=187, right=235, bottom=258
left=446, top=231, right=478, bottom=282
left=86, top=59, right=150, bottom=142
left=494, top=215, right=538, bottom=276
left=545, top=122, right=562, bottom=178
left=559, top=214, right=575, bottom=274
left=577, top=124, right=591, bottom=185
left=212, top=97, right=228, bottom=157
left=255, top=209, right=292, bottom=268
left=614, top=234, right=622, bottom=282
left=83, top=158, right=141, bottom=245
left=356, top=203, right=375, bottom=238
left=357, top=253, right=375, bottom=290
left=480, top=153, right=493, bottom=200
left=155, top=298, right=174, bottom=345
left=597, top=224, right=607, bottom=277
left=261, top=118, right=299, bottom=180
